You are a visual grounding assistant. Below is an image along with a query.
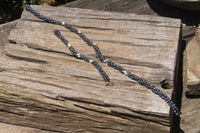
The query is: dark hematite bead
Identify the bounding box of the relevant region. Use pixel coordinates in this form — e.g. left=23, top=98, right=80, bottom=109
left=79, top=33, right=93, bottom=46
left=157, top=89, right=162, bottom=94
left=49, top=19, right=56, bottom=23
left=54, top=31, right=69, bottom=46
left=139, top=79, right=146, bottom=85
left=146, top=83, right=154, bottom=89
left=106, top=60, right=125, bottom=72
left=171, top=104, right=176, bottom=108
left=69, top=46, right=78, bottom=56
left=155, top=89, right=160, bottom=94
left=61, top=38, right=68, bottom=46
left=80, top=54, right=90, bottom=62
left=79, top=33, right=85, bottom=38
left=64, top=24, right=71, bottom=29
left=54, top=30, right=60, bottom=36
left=69, top=27, right=78, bottom=33
left=161, top=94, right=167, bottom=99
left=128, top=72, right=137, bottom=80
left=107, top=60, right=113, bottom=66
left=55, top=21, right=61, bottom=25
left=91, top=61, right=110, bottom=82
left=165, top=98, right=170, bottom=103
left=25, top=5, right=30, bottom=11
left=79, top=33, right=87, bottom=41
left=103, top=73, right=110, bottom=82
left=93, top=45, right=105, bottom=62
left=86, top=40, right=93, bottom=46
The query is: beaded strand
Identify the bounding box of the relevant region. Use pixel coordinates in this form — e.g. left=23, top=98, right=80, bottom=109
left=25, top=4, right=111, bottom=84
left=54, top=30, right=111, bottom=84
left=25, top=4, right=181, bottom=116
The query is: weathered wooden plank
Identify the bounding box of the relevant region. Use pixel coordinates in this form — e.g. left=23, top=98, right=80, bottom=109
left=0, top=20, right=18, bottom=55
left=180, top=92, right=200, bottom=133
left=0, top=5, right=181, bottom=132
left=0, top=122, right=57, bottom=133
left=183, top=28, right=200, bottom=97
left=181, top=27, right=200, bottom=133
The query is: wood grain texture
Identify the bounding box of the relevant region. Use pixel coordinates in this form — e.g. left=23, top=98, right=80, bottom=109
left=181, top=28, right=200, bottom=133
left=0, top=20, right=18, bottom=55
left=0, top=5, right=181, bottom=132
left=65, top=0, right=156, bottom=15
left=180, top=92, right=200, bottom=133
left=183, top=28, right=200, bottom=97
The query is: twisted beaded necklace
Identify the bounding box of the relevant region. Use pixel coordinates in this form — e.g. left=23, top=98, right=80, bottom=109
left=25, top=4, right=181, bottom=116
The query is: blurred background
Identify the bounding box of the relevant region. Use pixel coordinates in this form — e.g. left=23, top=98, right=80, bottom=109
left=0, top=0, right=75, bottom=24
left=0, top=0, right=200, bottom=26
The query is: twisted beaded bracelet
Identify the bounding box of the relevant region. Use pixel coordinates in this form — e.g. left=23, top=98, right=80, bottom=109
left=25, top=4, right=181, bottom=116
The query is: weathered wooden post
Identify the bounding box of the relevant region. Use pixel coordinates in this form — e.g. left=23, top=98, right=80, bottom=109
left=0, top=5, right=181, bottom=132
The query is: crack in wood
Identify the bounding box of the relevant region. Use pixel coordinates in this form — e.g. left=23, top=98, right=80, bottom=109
left=74, top=102, right=170, bottom=127
left=5, top=54, right=48, bottom=64
left=70, top=74, right=100, bottom=81
left=59, top=96, right=169, bottom=118
left=91, top=126, right=124, bottom=131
